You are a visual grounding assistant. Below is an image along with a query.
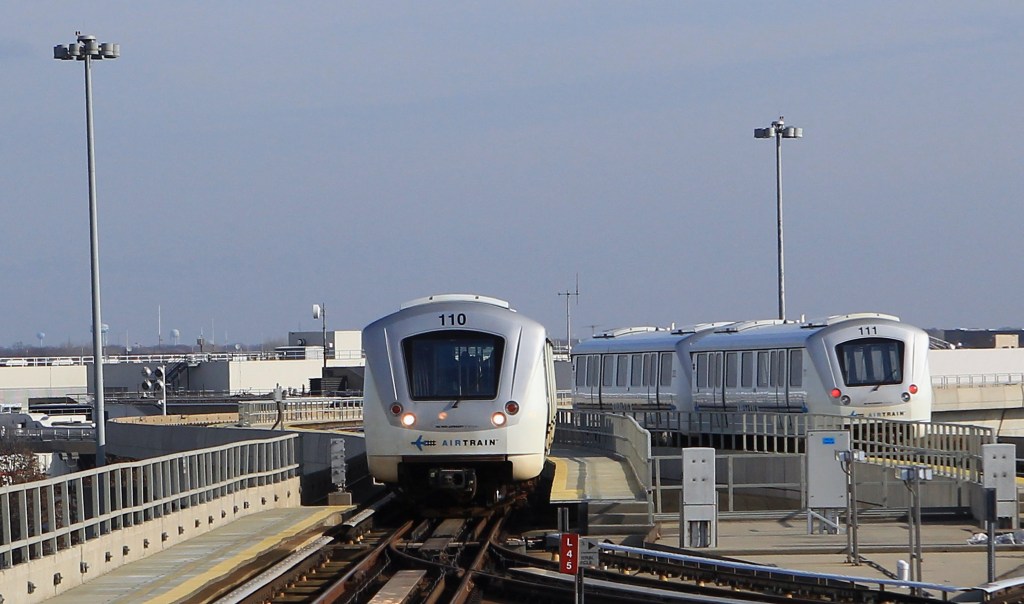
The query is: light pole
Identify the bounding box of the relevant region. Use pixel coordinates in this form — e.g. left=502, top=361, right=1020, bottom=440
left=313, top=304, right=327, bottom=371
left=54, top=33, right=120, bottom=465
left=754, top=117, right=802, bottom=321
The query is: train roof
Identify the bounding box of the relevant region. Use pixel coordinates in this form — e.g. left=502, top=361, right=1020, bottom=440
left=573, top=314, right=914, bottom=355
left=364, top=293, right=542, bottom=336
left=572, top=323, right=727, bottom=354
left=688, top=313, right=912, bottom=350
left=400, top=293, right=511, bottom=310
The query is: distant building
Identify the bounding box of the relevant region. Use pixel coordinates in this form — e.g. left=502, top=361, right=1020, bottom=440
left=928, top=328, right=1022, bottom=349
left=288, top=330, right=362, bottom=360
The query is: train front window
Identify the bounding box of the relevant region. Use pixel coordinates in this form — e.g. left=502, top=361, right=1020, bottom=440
left=836, top=338, right=904, bottom=387
left=403, top=330, right=505, bottom=400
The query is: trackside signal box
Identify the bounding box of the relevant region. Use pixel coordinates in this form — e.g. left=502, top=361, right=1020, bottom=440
left=680, top=447, right=717, bottom=548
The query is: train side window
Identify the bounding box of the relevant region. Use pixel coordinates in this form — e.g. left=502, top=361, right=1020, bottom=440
left=789, top=350, right=803, bottom=387
left=696, top=353, right=708, bottom=389
left=725, top=352, right=738, bottom=388
left=659, top=352, right=673, bottom=387
left=741, top=352, right=753, bottom=388
left=575, top=358, right=586, bottom=387
left=586, top=355, right=599, bottom=387
left=616, top=355, right=628, bottom=386
left=602, top=355, right=615, bottom=387
left=642, top=353, right=653, bottom=386
left=631, top=353, right=642, bottom=386
left=757, top=351, right=770, bottom=387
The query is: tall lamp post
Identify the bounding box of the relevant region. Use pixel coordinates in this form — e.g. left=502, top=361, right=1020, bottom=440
left=313, top=304, right=327, bottom=371
left=754, top=117, right=802, bottom=321
left=54, top=33, right=120, bottom=466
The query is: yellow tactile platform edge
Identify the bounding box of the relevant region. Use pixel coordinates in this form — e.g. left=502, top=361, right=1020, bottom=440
left=143, top=506, right=349, bottom=604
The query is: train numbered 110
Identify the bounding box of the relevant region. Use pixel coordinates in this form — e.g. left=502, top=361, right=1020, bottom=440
left=362, top=294, right=557, bottom=504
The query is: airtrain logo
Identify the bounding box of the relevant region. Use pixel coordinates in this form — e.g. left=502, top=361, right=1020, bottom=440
left=410, top=435, right=498, bottom=451
left=410, top=435, right=437, bottom=451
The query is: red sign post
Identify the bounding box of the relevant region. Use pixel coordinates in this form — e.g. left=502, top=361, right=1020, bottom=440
left=559, top=532, right=578, bottom=575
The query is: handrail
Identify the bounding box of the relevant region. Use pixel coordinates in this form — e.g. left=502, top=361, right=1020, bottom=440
left=0, top=434, right=297, bottom=569
left=932, top=373, right=1024, bottom=388
left=238, top=397, right=364, bottom=426
left=0, top=350, right=365, bottom=367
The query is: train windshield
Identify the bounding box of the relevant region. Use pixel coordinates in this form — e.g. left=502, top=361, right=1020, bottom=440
left=835, top=337, right=904, bottom=387
left=402, top=330, right=505, bottom=400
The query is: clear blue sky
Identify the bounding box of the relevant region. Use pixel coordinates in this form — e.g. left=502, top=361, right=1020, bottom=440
left=2, top=3, right=1022, bottom=349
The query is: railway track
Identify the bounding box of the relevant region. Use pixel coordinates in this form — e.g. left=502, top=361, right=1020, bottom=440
left=213, top=498, right=970, bottom=604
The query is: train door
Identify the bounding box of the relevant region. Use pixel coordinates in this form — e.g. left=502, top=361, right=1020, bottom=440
left=642, top=352, right=656, bottom=405
left=574, top=354, right=599, bottom=406
left=770, top=349, right=788, bottom=408
left=693, top=351, right=724, bottom=410
left=600, top=354, right=615, bottom=409
left=709, top=352, right=724, bottom=410
left=656, top=351, right=674, bottom=407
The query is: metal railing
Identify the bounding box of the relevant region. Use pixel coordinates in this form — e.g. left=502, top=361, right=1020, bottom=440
left=9, top=428, right=96, bottom=442
left=0, top=434, right=297, bottom=569
left=238, top=397, right=363, bottom=426
left=932, top=373, right=1024, bottom=388
left=619, top=410, right=993, bottom=483
left=554, top=410, right=654, bottom=522
left=650, top=452, right=805, bottom=515
left=0, top=349, right=365, bottom=368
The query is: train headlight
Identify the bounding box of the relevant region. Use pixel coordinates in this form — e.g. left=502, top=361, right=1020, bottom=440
left=901, top=392, right=911, bottom=402
left=830, top=388, right=841, bottom=399
left=908, top=384, right=919, bottom=395
left=390, top=403, right=403, bottom=416
left=491, top=412, right=507, bottom=426
left=840, top=395, right=851, bottom=406
left=505, top=401, right=520, bottom=415
left=401, top=412, right=416, bottom=427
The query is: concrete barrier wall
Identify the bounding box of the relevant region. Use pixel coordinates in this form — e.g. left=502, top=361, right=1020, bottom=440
left=0, top=478, right=298, bottom=604
left=106, top=422, right=367, bottom=505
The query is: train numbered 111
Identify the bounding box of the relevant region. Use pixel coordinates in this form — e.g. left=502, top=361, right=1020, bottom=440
left=572, top=313, right=931, bottom=422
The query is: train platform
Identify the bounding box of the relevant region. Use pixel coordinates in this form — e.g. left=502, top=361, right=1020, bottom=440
left=548, top=447, right=647, bottom=503
left=651, top=516, right=1024, bottom=590
left=44, top=505, right=350, bottom=604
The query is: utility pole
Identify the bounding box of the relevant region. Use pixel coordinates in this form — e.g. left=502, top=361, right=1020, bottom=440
left=557, top=275, right=580, bottom=355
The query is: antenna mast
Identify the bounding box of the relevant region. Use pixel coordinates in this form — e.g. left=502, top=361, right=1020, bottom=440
left=557, top=274, right=580, bottom=355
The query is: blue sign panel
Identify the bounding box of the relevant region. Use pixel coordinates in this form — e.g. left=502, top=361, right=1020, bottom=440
left=823, top=437, right=836, bottom=445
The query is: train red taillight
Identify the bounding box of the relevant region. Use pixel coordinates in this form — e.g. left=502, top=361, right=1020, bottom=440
left=390, top=403, right=403, bottom=416
left=830, top=388, right=841, bottom=399
left=909, top=384, right=919, bottom=395
left=505, top=401, right=520, bottom=415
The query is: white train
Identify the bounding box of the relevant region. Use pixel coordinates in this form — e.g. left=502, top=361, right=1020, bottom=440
left=572, top=313, right=931, bottom=422
left=363, top=294, right=557, bottom=503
